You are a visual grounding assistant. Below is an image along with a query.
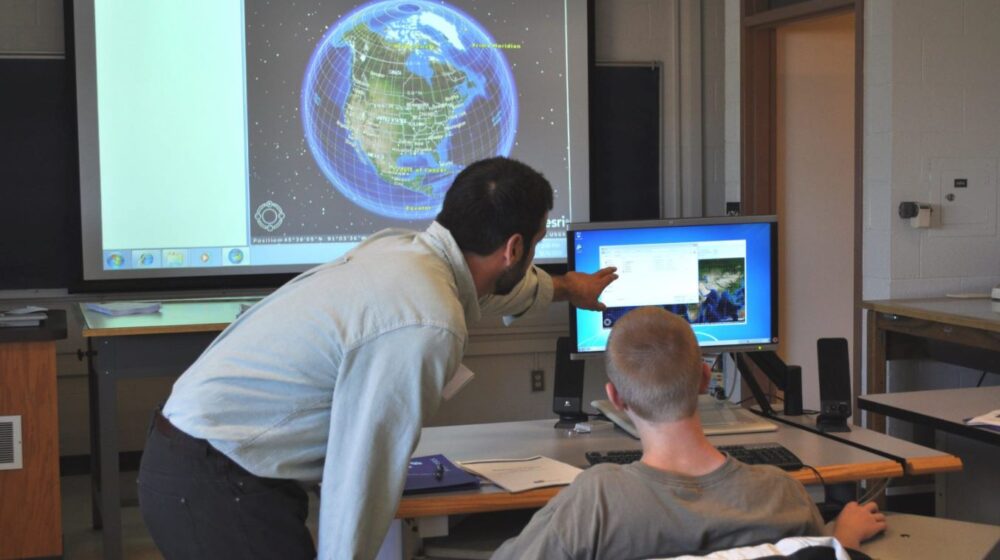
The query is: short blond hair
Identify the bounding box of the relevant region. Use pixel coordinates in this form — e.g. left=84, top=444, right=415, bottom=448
left=605, top=307, right=703, bottom=422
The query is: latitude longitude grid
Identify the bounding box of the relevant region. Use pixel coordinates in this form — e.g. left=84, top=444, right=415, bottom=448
left=302, top=2, right=518, bottom=220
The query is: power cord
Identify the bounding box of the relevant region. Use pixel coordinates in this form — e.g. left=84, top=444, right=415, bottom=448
left=725, top=355, right=738, bottom=399
left=802, top=464, right=845, bottom=523
left=802, top=464, right=828, bottom=488
left=858, top=478, right=888, bottom=505
left=976, top=370, right=993, bottom=387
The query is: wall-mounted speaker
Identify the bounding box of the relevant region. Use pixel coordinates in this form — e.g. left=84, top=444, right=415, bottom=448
left=816, top=338, right=851, bottom=432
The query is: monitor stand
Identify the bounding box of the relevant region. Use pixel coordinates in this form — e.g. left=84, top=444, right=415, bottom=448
left=554, top=412, right=589, bottom=429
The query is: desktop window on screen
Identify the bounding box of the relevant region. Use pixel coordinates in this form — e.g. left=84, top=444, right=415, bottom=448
left=570, top=219, right=777, bottom=354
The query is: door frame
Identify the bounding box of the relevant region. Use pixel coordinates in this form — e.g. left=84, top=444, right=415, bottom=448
left=740, top=0, right=865, bottom=422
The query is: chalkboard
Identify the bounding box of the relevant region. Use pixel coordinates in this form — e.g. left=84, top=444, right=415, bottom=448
left=0, top=59, right=81, bottom=290
left=0, top=61, right=662, bottom=289
left=589, top=63, right=661, bottom=222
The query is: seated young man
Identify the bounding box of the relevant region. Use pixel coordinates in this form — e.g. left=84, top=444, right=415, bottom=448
left=493, top=307, right=885, bottom=559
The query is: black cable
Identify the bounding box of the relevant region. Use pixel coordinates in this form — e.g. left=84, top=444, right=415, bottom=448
left=977, top=370, right=988, bottom=387
left=725, top=355, right=738, bottom=399
left=802, top=464, right=828, bottom=489
left=801, top=464, right=834, bottom=521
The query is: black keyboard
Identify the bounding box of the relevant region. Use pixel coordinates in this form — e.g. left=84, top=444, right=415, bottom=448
left=716, top=443, right=803, bottom=470
left=584, top=449, right=643, bottom=465
left=585, top=442, right=803, bottom=471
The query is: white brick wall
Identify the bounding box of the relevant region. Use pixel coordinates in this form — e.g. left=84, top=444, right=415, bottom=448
left=0, top=0, right=63, bottom=56
left=863, top=0, right=1000, bottom=300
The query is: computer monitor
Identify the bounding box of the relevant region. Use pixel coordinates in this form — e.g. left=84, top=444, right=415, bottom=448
left=567, top=216, right=778, bottom=358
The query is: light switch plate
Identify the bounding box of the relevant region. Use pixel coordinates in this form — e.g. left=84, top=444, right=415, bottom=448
left=928, top=158, right=997, bottom=237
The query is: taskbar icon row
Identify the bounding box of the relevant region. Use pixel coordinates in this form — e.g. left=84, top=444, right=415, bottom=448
left=103, top=247, right=250, bottom=270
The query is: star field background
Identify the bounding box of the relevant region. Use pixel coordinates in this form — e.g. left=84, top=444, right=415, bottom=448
left=246, top=0, right=573, bottom=244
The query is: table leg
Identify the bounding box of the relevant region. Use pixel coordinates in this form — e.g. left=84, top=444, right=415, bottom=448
left=93, top=337, right=124, bottom=560
left=87, top=338, right=102, bottom=530
left=865, top=310, right=887, bottom=433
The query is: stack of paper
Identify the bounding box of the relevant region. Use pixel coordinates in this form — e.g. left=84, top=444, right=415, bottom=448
left=0, top=306, right=48, bottom=328
left=85, top=301, right=162, bottom=316
left=965, top=409, right=1000, bottom=433
left=458, top=456, right=582, bottom=493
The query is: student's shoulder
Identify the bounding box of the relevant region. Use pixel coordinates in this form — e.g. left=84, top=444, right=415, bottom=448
left=540, top=464, right=635, bottom=522
left=734, top=462, right=811, bottom=496
left=736, top=461, right=800, bottom=482
left=578, top=463, right=631, bottom=481
left=555, top=464, right=636, bottom=500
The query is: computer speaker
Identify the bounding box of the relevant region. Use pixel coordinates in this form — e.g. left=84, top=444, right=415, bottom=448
left=816, top=337, right=851, bottom=432
left=553, top=336, right=587, bottom=428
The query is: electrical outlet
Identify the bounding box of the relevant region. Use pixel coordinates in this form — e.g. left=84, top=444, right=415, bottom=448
left=531, top=369, right=545, bottom=392
left=710, top=370, right=726, bottom=399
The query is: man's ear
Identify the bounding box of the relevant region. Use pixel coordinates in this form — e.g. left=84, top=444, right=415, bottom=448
left=606, top=382, right=627, bottom=411
left=502, top=233, right=524, bottom=266
left=698, top=362, right=712, bottom=394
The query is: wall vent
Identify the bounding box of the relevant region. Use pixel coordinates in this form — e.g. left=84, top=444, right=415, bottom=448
left=0, top=416, right=23, bottom=470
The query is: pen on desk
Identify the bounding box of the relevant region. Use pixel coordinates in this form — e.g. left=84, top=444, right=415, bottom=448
left=434, top=463, right=445, bottom=481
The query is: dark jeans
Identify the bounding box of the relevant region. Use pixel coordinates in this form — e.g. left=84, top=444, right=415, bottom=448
left=138, top=411, right=315, bottom=559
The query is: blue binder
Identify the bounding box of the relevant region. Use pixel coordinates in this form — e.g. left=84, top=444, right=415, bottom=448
left=403, top=454, right=481, bottom=495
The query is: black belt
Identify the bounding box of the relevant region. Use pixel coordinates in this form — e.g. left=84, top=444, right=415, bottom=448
left=152, top=411, right=221, bottom=459
left=151, top=411, right=285, bottom=482
left=154, top=411, right=188, bottom=439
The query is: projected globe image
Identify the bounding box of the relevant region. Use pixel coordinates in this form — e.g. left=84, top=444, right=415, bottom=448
left=302, top=0, right=518, bottom=220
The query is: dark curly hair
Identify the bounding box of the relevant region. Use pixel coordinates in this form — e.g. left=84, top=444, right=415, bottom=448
left=436, top=157, right=553, bottom=255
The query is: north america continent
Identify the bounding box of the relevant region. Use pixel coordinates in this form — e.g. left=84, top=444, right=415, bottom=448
left=341, top=23, right=468, bottom=196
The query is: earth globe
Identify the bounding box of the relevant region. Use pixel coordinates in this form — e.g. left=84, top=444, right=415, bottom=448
left=302, top=0, right=518, bottom=220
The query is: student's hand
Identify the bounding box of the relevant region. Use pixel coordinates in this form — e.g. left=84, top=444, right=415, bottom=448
left=553, top=267, right=618, bottom=311
left=832, top=501, right=886, bottom=550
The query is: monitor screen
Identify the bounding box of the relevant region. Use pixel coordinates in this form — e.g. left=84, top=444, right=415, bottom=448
left=568, top=216, right=778, bottom=356
left=73, top=0, right=590, bottom=282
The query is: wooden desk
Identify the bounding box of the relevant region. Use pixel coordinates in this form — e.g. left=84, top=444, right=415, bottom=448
left=79, top=298, right=259, bottom=560
left=863, top=298, right=1000, bottom=432
left=859, top=386, right=1000, bottom=447
left=396, top=418, right=933, bottom=520
left=0, top=310, right=66, bottom=559
left=759, top=410, right=964, bottom=476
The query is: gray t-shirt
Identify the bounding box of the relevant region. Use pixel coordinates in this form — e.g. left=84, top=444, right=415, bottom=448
left=492, top=456, right=825, bottom=560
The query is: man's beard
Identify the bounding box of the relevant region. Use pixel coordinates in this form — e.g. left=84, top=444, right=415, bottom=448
left=493, top=252, right=531, bottom=295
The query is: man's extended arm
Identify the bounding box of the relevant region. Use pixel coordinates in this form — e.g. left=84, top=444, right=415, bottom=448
left=552, top=267, right=618, bottom=311
left=479, top=265, right=618, bottom=321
